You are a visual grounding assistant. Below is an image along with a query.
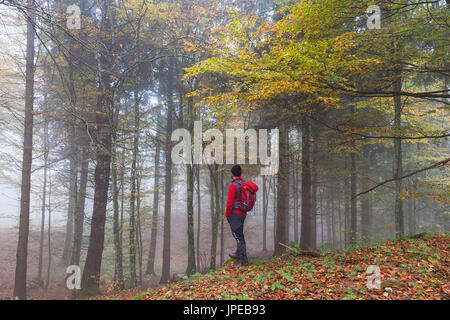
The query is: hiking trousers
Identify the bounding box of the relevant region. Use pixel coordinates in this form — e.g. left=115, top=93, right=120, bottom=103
left=228, top=211, right=246, bottom=245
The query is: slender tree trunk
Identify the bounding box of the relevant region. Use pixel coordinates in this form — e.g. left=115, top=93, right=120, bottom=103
left=338, top=189, right=342, bottom=249
left=160, top=61, right=175, bottom=284
left=326, top=183, right=332, bottom=248
left=14, top=0, right=35, bottom=299
left=344, top=159, right=350, bottom=246
left=186, top=161, right=196, bottom=274
left=262, top=176, right=268, bottom=251
left=62, top=143, right=76, bottom=265
left=361, top=175, right=371, bottom=243
left=219, top=173, right=224, bottom=266
left=45, top=169, right=52, bottom=291
left=273, top=175, right=277, bottom=245
left=331, top=181, right=336, bottom=250
left=209, top=173, right=215, bottom=268
left=320, top=187, right=324, bottom=246
left=119, top=160, right=125, bottom=276
left=300, top=115, right=312, bottom=251
left=129, top=87, right=140, bottom=288
left=410, top=182, right=417, bottom=235
left=311, top=125, right=318, bottom=249
left=73, top=144, right=89, bottom=267
left=195, top=164, right=201, bottom=268
left=350, top=149, right=357, bottom=246
left=393, top=73, right=404, bottom=238
left=274, top=121, right=289, bottom=255
left=111, top=141, right=124, bottom=288
left=146, top=148, right=160, bottom=276
left=293, top=153, right=299, bottom=245
left=209, top=165, right=220, bottom=270
left=111, top=91, right=121, bottom=286
left=186, top=97, right=196, bottom=275
left=146, top=109, right=162, bottom=276
left=136, top=166, right=143, bottom=285
left=38, top=119, right=49, bottom=284
left=286, top=132, right=291, bottom=244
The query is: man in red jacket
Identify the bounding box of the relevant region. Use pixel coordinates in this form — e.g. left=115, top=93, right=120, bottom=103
left=225, top=165, right=249, bottom=267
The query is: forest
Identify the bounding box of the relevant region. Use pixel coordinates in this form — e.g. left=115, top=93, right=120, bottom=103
left=0, top=0, right=448, bottom=301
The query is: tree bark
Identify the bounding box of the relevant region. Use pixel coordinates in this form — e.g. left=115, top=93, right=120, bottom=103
left=350, top=148, right=357, bottom=246
left=209, top=165, right=220, bottom=270
left=38, top=118, right=49, bottom=284
left=80, top=0, right=113, bottom=296
left=300, top=115, right=313, bottom=251
left=61, top=142, right=76, bottom=265
left=344, top=159, right=350, bottom=246
left=262, top=176, right=268, bottom=251
left=128, top=86, right=140, bottom=288
left=311, top=125, right=318, bottom=249
left=111, top=140, right=124, bottom=288
left=160, top=60, right=175, bottom=284
left=14, top=0, right=35, bottom=299
left=393, top=73, right=404, bottom=238
left=195, top=164, right=201, bottom=268
left=45, top=169, right=52, bottom=291
left=361, top=150, right=371, bottom=243
left=275, top=121, right=289, bottom=255
left=185, top=97, right=196, bottom=275
left=146, top=141, right=161, bottom=276
left=219, top=172, right=225, bottom=266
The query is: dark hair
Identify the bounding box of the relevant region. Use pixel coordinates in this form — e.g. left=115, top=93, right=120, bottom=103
left=231, top=165, right=242, bottom=177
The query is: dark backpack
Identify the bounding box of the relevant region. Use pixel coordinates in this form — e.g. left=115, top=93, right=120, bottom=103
left=232, top=180, right=259, bottom=212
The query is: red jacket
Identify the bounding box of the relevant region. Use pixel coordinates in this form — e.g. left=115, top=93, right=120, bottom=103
left=225, top=177, right=246, bottom=218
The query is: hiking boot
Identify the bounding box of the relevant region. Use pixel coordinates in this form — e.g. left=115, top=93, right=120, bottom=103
left=235, top=244, right=249, bottom=267
left=229, top=252, right=238, bottom=260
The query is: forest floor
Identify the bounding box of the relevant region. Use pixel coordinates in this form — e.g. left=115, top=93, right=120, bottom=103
left=97, top=232, right=449, bottom=300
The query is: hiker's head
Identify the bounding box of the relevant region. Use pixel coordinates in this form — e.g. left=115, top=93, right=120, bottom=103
left=231, top=165, right=242, bottom=179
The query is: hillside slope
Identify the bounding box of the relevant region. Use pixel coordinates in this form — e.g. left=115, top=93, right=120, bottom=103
left=114, top=233, right=449, bottom=300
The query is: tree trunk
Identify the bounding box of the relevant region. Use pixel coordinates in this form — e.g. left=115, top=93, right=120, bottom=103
left=80, top=0, right=113, bottom=296
left=209, top=173, right=215, bottom=267
left=136, top=165, right=143, bottom=285
left=45, top=169, right=52, bottom=291
left=219, top=172, right=225, bottom=266
left=111, top=140, right=124, bottom=288
left=195, top=164, right=201, bottom=268
left=293, top=152, right=299, bottom=245
left=14, top=0, right=35, bottom=299
left=262, top=176, right=268, bottom=251
left=146, top=144, right=160, bottom=277
left=146, top=106, right=162, bottom=276
left=320, top=187, right=324, bottom=245
left=311, top=125, right=318, bottom=249
left=326, top=183, right=332, bottom=248
left=344, top=159, right=350, bottom=246
left=209, top=165, right=220, bottom=270
left=331, top=181, right=336, bottom=250
left=160, top=61, right=175, bottom=284
left=273, top=175, right=277, bottom=245
left=186, top=97, right=196, bottom=275
left=350, top=148, right=357, bottom=246
left=393, top=73, right=404, bottom=238
left=38, top=119, right=49, bottom=284
left=61, top=143, right=76, bottom=265
left=361, top=159, right=371, bottom=243
left=73, top=144, right=89, bottom=267
left=129, top=87, right=140, bottom=288
left=275, top=121, right=289, bottom=255
left=300, top=115, right=313, bottom=251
